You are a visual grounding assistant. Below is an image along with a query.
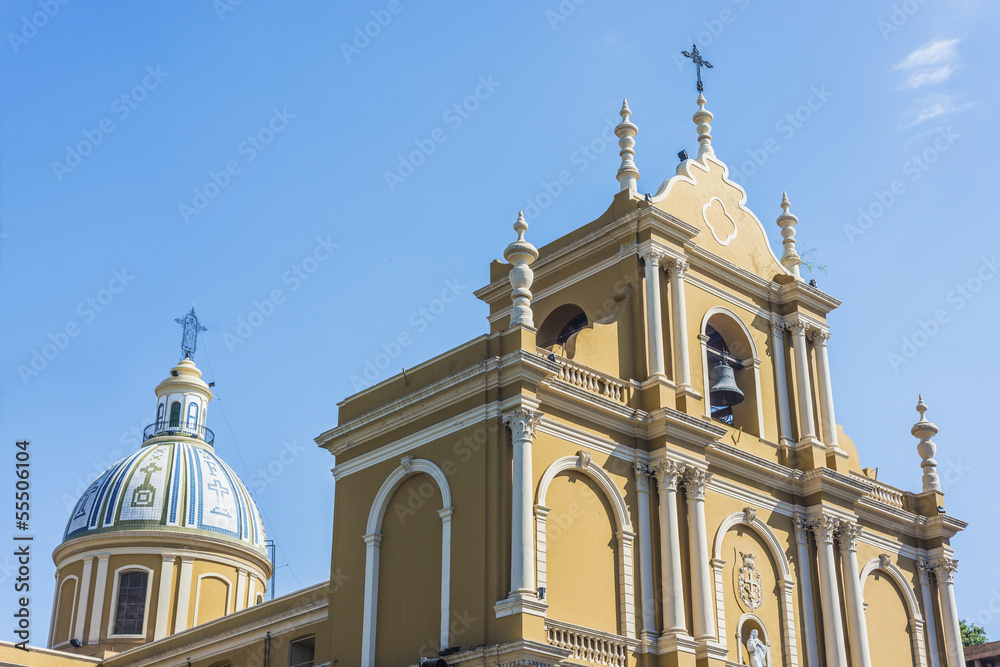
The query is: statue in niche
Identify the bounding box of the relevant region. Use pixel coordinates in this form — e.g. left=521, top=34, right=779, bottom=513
left=746, top=629, right=767, bottom=667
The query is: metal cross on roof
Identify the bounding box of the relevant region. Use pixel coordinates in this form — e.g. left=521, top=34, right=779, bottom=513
left=681, top=43, right=713, bottom=93
left=175, top=307, right=207, bottom=360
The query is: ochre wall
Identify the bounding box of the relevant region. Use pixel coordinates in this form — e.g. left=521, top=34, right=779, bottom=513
left=864, top=571, right=916, bottom=667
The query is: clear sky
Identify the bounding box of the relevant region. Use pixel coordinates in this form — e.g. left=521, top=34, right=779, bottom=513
left=2, top=0, right=998, bottom=646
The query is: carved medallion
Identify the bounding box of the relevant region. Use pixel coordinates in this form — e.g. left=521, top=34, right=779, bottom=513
left=738, top=551, right=763, bottom=610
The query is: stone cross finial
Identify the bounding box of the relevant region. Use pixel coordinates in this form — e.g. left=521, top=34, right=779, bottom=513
left=614, top=99, right=640, bottom=192
left=503, top=211, right=539, bottom=329
left=912, top=395, right=942, bottom=493
left=777, top=192, right=802, bottom=279
left=693, top=93, right=714, bottom=157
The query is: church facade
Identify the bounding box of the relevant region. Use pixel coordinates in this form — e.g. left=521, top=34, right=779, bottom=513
left=4, top=91, right=968, bottom=667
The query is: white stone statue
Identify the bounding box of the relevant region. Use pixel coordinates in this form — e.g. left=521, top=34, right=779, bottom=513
left=746, top=629, right=767, bottom=667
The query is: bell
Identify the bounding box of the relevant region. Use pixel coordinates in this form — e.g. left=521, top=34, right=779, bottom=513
left=709, top=359, right=745, bottom=407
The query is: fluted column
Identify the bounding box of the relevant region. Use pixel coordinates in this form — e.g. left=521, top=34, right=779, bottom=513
left=810, top=329, right=839, bottom=448
left=640, top=249, right=667, bottom=379
left=918, top=560, right=941, bottom=667
left=793, top=518, right=821, bottom=667
left=654, top=459, right=687, bottom=635
left=634, top=462, right=657, bottom=643
left=668, top=259, right=693, bottom=391
left=933, top=557, right=964, bottom=667
left=684, top=468, right=715, bottom=641
left=810, top=515, right=848, bottom=667
left=788, top=319, right=817, bottom=441
left=837, top=521, right=872, bottom=667
left=771, top=320, right=795, bottom=451
left=503, top=408, right=542, bottom=598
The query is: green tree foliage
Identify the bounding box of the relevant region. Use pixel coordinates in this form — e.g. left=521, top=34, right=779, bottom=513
left=961, top=619, right=988, bottom=647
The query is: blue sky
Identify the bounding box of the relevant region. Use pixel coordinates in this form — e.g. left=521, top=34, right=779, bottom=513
left=2, top=0, right=998, bottom=645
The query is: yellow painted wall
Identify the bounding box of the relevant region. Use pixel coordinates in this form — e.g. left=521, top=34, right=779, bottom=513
left=195, top=575, right=230, bottom=626
left=544, top=470, right=620, bottom=634
left=375, top=473, right=443, bottom=665
left=53, top=576, right=78, bottom=647
left=865, top=571, right=915, bottom=666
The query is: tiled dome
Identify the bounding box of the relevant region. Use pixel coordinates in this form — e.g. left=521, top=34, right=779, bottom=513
left=63, top=439, right=266, bottom=553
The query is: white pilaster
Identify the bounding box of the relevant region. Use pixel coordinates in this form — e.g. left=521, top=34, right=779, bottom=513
left=793, top=518, right=821, bottom=667
left=654, top=459, right=687, bottom=636
left=438, top=506, right=454, bottom=650
left=87, top=555, right=109, bottom=645
left=634, top=463, right=656, bottom=644
left=173, top=557, right=195, bottom=634
left=503, top=408, right=542, bottom=598
left=810, top=329, right=839, bottom=448
left=810, top=515, right=848, bottom=667
left=772, top=320, right=795, bottom=452
left=788, top=320, right=817, bottom=441
left=73, top=557, right=93, bottom=645
left=640, top=250, right=667, bottom=379
left=668, top=258, right=692, bottom=391
left=361, top=533, right=381, bottom=667
left=933, top=558, right=964, bottom=667
left=153, top=555, right=175, bottom=640
left=918, top=560, right=941, bottom=667
left=684, top=468, right=715, bottom=642
left=235, top=568, right=248, bottom=612
left=837, top=521, right=872, bottom=667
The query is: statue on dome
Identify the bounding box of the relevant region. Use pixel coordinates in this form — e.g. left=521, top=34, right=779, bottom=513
left=746, top=629, right=767, bottom=667
left=175, top=307, right=207, bottom=360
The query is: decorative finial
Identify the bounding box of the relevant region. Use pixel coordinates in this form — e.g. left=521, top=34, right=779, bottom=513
left=503, top=212, right=539, bottom=329
left=681, top=44, right=713, bottom=93
left=912, top=395, right=941, bottom=493
left=174, top=307, right=207, bottom=361
left=614, top=98, right=639, bottom=192
left=693, top=93, right=714, bottom=157
left=777, top=191, right=802, bottom=279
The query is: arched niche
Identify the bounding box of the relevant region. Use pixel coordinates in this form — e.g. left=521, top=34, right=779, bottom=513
left=700, top=307, right=765, bottom=436
left=537, top=304, right=589, bottom=357
left=860, top=557, right=927, bottom=667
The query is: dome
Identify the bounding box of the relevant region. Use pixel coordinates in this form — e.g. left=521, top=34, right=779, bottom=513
left=63, top=439, right=266, bottom=554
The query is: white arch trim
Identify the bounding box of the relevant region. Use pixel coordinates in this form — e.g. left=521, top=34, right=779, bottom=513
left=699, top=306, right=766, bottom=437
left=860, top=558, right=927, bottom=667
left=361, top=457, right=453, bottom=667
left=535, top=453, right=636, bottom=639
left=52, top=575, right=79, bottom=648
left=710, top=511, right=799, bottom=667
left=193, top=572, right=233, bottom=626
left=735, top=612, right=774, bottom=667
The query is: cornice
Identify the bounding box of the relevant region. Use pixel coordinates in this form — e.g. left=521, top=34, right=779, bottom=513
left=775, top=277, right=842, bottom=312
left=799, top=467, right=871, bottom=504
left=704, top=442, right=801, bottom=494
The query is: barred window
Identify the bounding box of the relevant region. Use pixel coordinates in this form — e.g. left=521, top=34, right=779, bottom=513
left=113, top=571, right=148, bottom=635
left=168, top=401, right=181, bottom=428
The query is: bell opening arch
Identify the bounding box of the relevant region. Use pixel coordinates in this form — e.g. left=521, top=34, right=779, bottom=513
left=699, top=307, right=765, bottom=437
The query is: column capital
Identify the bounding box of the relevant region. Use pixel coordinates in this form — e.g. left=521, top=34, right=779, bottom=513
left=362, top=532, right=383, bottom=547
left=808, top=328, right=831, bottom=345
left=639, top=248, right=667, bottom=269
left=793, top=516, right=811, bottom=546
left=667, top=257, right=690, bottom=278
left=770, top=318, right=787, bottom=336
left=682, top=467, right=712, bottom=500
left=634, top=461, right=652, bottom=491
left=787, top=318, right=809, bottom=335
left=932, top=557, right=959, bottom=583
left=503, top=408, right=543, bottom=441
left=653, top=458, right=685, bottom=490
left=917, top=558, right=934, bottom=583
left=836, top=520, right=863, bottom=552
left=809, top=514, right=839, bottom=544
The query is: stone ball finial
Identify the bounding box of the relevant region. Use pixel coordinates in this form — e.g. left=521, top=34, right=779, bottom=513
left=776, top=191, right=802, bottom=279
left=615, top=98, right=640, bottom=192
left=693, top=93, right=714, bottom=157
left=504, top=211, right=539, bottom=329
left=912, top=395, right=942, bottom=493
